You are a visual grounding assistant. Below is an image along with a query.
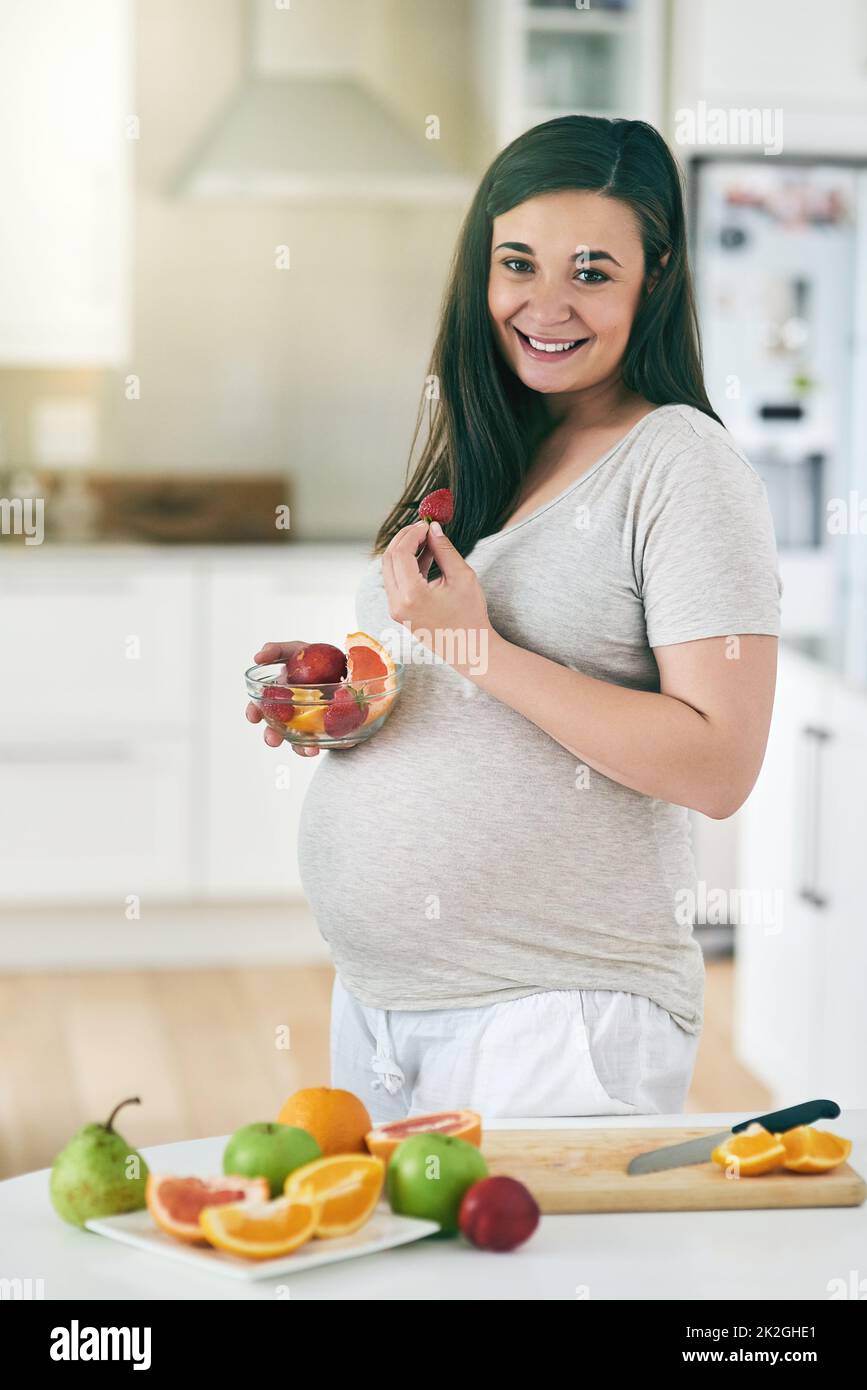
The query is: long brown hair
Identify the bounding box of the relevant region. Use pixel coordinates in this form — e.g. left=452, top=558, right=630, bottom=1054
left=374, top=114, right=719, bottom=557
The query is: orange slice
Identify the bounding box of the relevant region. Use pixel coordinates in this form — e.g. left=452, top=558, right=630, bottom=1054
left=287, top=688, right=326, bottom=734
left=345, top=632, right=397, bottom=725
left=146, top=1174, right=270, bottom=1244
left=711, top=1123, right=787, bottom=1176
left=199, top=1194, right=320, bottom=1260
left=779, top=1125, right=853, bottom=1173
left=366, top=1109, right=482, bottom=1161
left=284, top=1153, right=385, bottom=1237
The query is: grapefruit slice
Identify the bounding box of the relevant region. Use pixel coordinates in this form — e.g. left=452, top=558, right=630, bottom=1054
left=199, top=1194, right=320, bottom=1260
left=284, top=1153, right=385, bottom=1237
left=345, top=631, right=398, bottom=725
left=365, top=1109, right=482, bottom=1161
left=146, top=1174, right=270, bottom=1244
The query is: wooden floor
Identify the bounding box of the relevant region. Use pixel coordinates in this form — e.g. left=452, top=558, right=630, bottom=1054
left=0, top=958, right=769, bottom=1180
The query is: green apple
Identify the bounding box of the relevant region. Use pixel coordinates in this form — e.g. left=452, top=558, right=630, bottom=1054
left=223, top=1123, right=321, bottom=1197
left=386, top=1133, right=488, bottom=1236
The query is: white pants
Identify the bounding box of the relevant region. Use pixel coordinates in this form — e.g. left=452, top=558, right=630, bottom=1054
left=330, top=974, right=700, bottom=1123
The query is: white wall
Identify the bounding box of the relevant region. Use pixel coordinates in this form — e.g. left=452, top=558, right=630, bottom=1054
left=0, top=0, right=476, bottom=540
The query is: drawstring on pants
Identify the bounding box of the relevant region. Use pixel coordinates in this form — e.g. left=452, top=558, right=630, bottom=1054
left=371, top=1010, right=406, bottom=1095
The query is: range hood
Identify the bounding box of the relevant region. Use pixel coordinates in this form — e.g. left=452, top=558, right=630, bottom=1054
left=172, top=0, right=472, bottom=203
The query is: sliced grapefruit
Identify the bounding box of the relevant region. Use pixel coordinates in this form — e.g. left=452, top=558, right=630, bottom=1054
left=345, top=631, right=398, bottom=725
left=199, top=1194, right=320, bottom=1260
left=365, top=1109, right=482, bottom=1161
left=284, top=1153, right=385, bottom=1237
left=146, top=1174, right=270, bottom=1244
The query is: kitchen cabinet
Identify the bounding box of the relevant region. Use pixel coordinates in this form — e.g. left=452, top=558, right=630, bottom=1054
left=735, top=645, right=867, bottom=1107
left=817, top=682, right=867, bottom=1106
left=734, top=649, right=828, bottom=1100
left=474, top=0, right=663, bottom=158
left=670, top=0, right=867, bottom=154
left=0, top=544, right=371, bottom=909
left=0, top=562, right=195, bottom=733
left=0, top=0, right=132, bottom=365
left=0, top=737, right=195, bottom=904
left=0, top=553, right=198, bottom=905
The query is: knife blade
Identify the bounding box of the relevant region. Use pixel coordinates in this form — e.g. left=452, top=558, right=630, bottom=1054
left=626, top=1097, right=841, bottom=1175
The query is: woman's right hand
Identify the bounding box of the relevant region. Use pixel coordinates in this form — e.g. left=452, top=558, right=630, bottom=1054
left=246, top=640, right=362, bottom=756
left=246, top=641, right=321, bottom=756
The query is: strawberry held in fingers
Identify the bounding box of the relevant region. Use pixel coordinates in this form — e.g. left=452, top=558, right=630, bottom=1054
left=418, top=487, right=454, bottom=526
left=381, top=516, right=494, bottom=676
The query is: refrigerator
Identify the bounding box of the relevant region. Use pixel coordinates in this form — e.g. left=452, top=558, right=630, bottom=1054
left=689, top=156, right=867, bottom=687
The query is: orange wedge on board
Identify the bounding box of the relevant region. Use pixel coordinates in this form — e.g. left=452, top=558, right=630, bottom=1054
left=284, top=1153, right=385, bottom=1237
left=779, top=1125, right=853, bottom=1172
left=711, top=1123, right=787, bottom=1175
left=199, top=1194, right=320, bottom=1260
left=345, top=632, right=398, bottom=724
left=711, top=1122, right=854, bottom=1176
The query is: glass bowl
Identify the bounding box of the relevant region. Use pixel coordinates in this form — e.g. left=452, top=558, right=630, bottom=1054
left=245, top=661, right=405, bottom=748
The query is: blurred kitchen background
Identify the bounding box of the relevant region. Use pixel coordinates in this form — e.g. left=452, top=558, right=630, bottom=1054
left=1, top=0, right=866, bottom=1177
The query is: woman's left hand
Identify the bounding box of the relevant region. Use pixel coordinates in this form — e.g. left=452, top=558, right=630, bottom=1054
left=382, top=519, right=494, bottom=675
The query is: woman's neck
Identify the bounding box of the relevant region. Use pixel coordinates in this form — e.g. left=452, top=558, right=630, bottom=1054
left=544, top=373, right=647, bottom=431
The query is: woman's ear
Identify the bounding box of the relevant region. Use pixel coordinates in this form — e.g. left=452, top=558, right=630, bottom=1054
left=646, top=248, right=671, bottom=294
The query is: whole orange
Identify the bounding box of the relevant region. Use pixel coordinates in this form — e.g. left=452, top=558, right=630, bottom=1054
left=277, top=1087, right=372, bottom=1156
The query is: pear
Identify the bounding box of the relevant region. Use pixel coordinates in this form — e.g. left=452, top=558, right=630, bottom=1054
left=50, top=1096, right=149, bottom=1228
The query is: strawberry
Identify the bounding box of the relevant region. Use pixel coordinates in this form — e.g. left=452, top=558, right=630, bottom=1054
left=323, top=684, right=365, bottom=737
left=418, top=487, right=454, bottom=525
left=260, top=683, right=295, bottom=724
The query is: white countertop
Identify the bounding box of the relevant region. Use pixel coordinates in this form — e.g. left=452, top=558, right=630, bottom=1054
left=3, top=1111, right=864, bottom=1301
left=0, top=540, right=368, bottom=564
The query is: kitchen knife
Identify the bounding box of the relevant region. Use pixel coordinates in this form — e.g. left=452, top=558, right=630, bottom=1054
left=627, top=1098, right=840, bottom=1175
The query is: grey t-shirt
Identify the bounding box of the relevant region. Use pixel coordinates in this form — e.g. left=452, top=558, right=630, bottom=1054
left=297, top=404, right=783, bottom=1033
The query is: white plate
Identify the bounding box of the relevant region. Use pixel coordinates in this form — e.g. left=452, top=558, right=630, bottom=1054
left=85, top=1202, right=440, bottom=1282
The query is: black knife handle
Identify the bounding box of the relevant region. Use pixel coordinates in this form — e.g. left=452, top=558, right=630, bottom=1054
left=732, top=1098, right=840, bottom=1135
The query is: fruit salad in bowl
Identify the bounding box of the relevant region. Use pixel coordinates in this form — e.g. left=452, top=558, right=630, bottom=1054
left=245, top=632, right=404, bottom=749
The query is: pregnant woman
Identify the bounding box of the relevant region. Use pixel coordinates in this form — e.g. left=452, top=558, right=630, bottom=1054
left=248, top=116, right=782, bottom=1121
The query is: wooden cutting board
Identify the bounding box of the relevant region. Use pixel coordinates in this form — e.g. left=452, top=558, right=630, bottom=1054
left=482, top=1127, right=866, bottom=1213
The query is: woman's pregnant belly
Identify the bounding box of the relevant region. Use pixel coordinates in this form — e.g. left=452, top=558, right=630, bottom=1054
left=296, top=658, right=698, bottom=1011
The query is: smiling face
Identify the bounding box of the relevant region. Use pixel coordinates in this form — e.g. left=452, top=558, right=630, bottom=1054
left=488, top=188, right=652, bottom=400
